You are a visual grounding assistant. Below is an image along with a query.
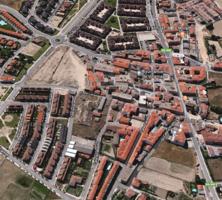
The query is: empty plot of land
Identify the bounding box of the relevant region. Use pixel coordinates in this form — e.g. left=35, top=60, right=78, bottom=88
left=143, top=157, right=195, bottom=182
left=207, top=158, right=222, bottom=181
left=0, top=155, right=60, bottom=200
left=27, top=46, right=87, bottom=90
left=0, top=156, right=25, bottom=199
left=20, top=42, right=41, bottom=57
left=73, top=92, right=109, bottom=139
left=209, top=71, right=222, bottom=86
left=0, top=0, right=23, bottom=10
left=49, top=16, right=63, bottom=28
left=152, top=141, right=196, bottom=168
left=208, top=88, right=222, bottom=108
left=137, top=168, right=184, bottom=193
left=196, top=23, right=208, bottom=63
left=213, top=20, right=222, bottom=36
left=215, top=0, right=222, bottom=9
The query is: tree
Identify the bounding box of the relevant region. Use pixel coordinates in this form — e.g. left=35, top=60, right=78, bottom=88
left=206, top=23, right=214, bottom=31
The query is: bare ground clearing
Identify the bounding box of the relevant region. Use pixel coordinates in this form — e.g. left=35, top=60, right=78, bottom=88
left=27, top=46, right=87, bottom=90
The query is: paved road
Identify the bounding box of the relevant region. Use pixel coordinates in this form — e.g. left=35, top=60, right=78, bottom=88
left=150, top=0, right=220, bottom=199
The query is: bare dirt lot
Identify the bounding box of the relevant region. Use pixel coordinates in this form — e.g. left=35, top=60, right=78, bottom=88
left=73, top=92, right=109, bottom=139
left=0, top=0, right=23, bottom=10
left=20, top=42, right=41, bottom=57
left=215, top=0, right=222, bottom=8
left=27, top=46, right=87, bottom=90
left=213, top=20, right=222, bottom=36
left=209, top=71, right=222, bottom=86
left=137, top=142, right=196, bottom=193
left=143, top=157, right=195, bottom=182
left=195, top=23, right=209, bottom=63
left=49, top=16, right=63, bottom=28
left=208, top=87, right=222, bottom=108
left=137, top=169, right=185, bottom=193
left=152, top=141, right=196, bottom=168
left=207, top=158, right=222, bottom=181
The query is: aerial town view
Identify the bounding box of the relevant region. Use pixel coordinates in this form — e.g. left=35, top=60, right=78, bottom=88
left=0, top=0, right=222, bottom=200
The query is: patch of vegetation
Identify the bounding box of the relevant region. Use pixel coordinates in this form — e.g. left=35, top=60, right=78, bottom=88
left=0, top=16, right=15, bottom=31
left=106, top=16, right=120, bottom=30
left=0, top=87, right=13, bottom=101
left=80, top=0, right=87, bottom=8
left=3, top=113, right=20, bottom=128
left=102, top=143, right=111, bottom=152
left=66, top=185, right=83, bottom=197
left=112, top=191, right=129, bottom=200
left=31, top=180, right=51, bottom=200
left=105, top=0, right=117, bottom=7
left=208, top=88, right=222, bottom=114
left=9, top=129, right=16, bottom=140
left=15, top=62, right=32, bottom=81
left=0, top=119, right=3, bottom=128
left=16, top=175, right=32, bottom=188
left=75, top=167, right=89, bottom=178
left=33, top=41, right=50, bottom=61
left=152, top=141, right=196, bottom=168
left=0, top=46, right=14, bottom=59
left=0, top=136, right=10, bottom=149
left=80, top=159, right=92, bottom=171
left=140, top=183, right=157, bottom=194
left=101, top=40, right=110, bottom=54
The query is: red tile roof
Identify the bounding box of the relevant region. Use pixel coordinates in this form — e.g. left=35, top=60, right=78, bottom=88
left=113, top=58, right=130, bottom=69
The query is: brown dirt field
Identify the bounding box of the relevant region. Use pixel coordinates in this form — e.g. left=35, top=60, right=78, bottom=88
left=209, top=71, right=222, bottom=86
left=143, top=157, right=195, bottom=182
left=195, top=23, right=209, bottom=63
left=137, top=169, right=185, bottom=193
left=21, top=42, right=41, bottom=57
left=0, top=156, right=25, bottom=198
left=152, top=141, right=196, bottom=168
left=28, top=46, right=87, bottom=90
left=207, top=158, right=222, bottom=181
left=0, top=0, right=24, bottom=10
left=73, top=92, right=110, bottom=139
left=208, top=88, right=222, bottom=108
left=213, top=20, right=222, bottom=37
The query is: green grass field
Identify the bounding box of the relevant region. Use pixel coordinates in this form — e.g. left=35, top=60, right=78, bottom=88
left=66, top=185, right=83, bottom=197
left=105, top=0, right=117, bottom=7
left=3, top=113, right=20, bottom=128
left=0, top=87, right=13, bottom=101
left=106, top=16, right=120, bottom=30
left=33, top=41, right=51, bottom=61
left=0, top=136, right=10, bottom=149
